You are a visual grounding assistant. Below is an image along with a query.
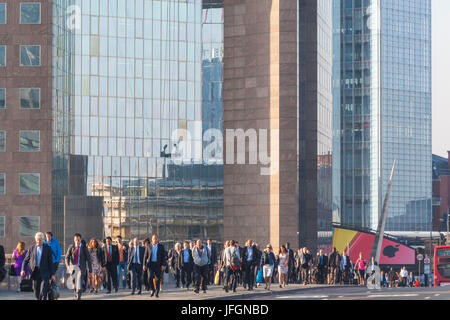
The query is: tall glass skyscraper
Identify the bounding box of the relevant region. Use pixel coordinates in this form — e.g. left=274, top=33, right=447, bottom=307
left=52, top=0, right=224, bottom=249
left=333, top=0, right=432, bottom=232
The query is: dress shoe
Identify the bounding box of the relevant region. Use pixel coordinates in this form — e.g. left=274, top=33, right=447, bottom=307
left=150, top=290, right=155, bottom=297
left=137, top=290, right=141, bottom=295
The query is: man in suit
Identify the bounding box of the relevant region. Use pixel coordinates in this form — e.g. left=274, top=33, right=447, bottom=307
left=328, top=247, right=341, bottom=285
left=127, top=237, right=145, bottom=295
left=168, top=243, right=182, bottom=288
left=65, top=233, right=92, bottom=300
left=0, top=244, right=5, bottom=282
left=180, top=241, right=194, bottom=290
left=143, top=234, right=166, bottom=297
left=298, top=247, right=311, bottom=285
left=206, top=238, right=217, bottom=285
left=103, top=236, right=119, bottom=293
left=21, top=232, right=55, bottom=300
left=315, top=249, right=328, bottom=284
left=242, top=239, right=258, bottom=291
left=285, top=242, right=295, bottom=284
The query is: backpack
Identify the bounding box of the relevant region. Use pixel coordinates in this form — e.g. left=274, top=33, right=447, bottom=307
left=231, top=249, right=240, bottom=268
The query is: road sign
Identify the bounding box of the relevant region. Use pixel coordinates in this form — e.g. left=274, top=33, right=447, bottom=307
left=424, top=258, right=431, bottom=264
left=417, top=254, right=424, bottom=261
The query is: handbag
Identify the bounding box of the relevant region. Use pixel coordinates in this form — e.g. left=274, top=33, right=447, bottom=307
left=214, top=271, right=220, bottom=285
left=48, top=282, right=60, bottom=300
left=9, top=264, right=16, bottom=276
left=256, top=269, right=264, bottom=284
left=20, top=278, right=33, bottom=292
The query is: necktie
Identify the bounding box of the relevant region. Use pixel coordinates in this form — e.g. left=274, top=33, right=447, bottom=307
left=134, top=247, right=138, bottom=263
left=74, top=245, right=79, bottom=265
left=108, top=246, right=111, bottom=262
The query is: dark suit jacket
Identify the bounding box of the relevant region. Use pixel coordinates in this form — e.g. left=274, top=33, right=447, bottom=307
left=103, top=244, right=120, bottom=267
left=287, top=248, right=295, bottom=267
left=328, top=252, right=341, bottom=268
left=127, top=246, right=145, bottom=270
left=207, top=244, right=217, bottom=265
left=168, top=249, right=182, bottom=270
left=179, top=249, right=194, bottom=269
left=242, top=245, right=259, bottom=267
left=66, top=244, right=93, bottom=275
left=143, top=243, right=166, bottom=268
left=22, top=243, right=55, bottom=280
left=315, top=254, right=328, bottom=267
left=0, top=245, right=5, bottom=268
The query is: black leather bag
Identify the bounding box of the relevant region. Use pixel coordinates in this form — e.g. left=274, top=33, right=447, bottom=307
left=48, top=282, right=60, bottom=300
left=0, top=267, right=5, bottom=282
left=20, top=278, right=33, bottom=292
left=9, top=264, right=16, bottom=276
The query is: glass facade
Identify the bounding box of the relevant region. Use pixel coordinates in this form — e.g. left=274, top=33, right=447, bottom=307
left=0, top=88, right=5, bottom=109
left=0, top=130, right=4, bottom=152
left=0, top=45, right=5, bottom=66
left=52, top=0, right=224, bottom=246
left=0, top=173, right=4, bottom=195
left=20, top=88, right=40, bottom=109
left=19, top=130, right=40, bottom=152
left=19, top=173, right=40, bottom=195
left=0, top=3, right=6, bottom=24
left=0, top=216, right=4, bottom=237
left=334, top=0, right=432, bottom=231
left=20, top=45, right=41, bottom=66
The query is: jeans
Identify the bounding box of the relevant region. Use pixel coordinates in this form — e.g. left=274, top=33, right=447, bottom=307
left=117, top=261, right=128, bottom=288
left=225, top=267, right=237, bottom=292
left=194, top=264, right=209, bottom=291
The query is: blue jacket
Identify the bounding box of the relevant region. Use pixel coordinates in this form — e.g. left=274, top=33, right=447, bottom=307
left=44, top=238, right=62, bottom=264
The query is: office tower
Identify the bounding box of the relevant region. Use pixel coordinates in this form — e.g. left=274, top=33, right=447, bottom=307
left=333, top=0, right=432, bottom=232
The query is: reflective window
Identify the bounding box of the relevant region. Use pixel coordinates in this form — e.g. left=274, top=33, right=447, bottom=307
left=0, top=131, right=4, bottom=152
left=0, top=3, right=5, bottom=24
left=19, top=173, right=40, bottom=195
left=19, top=130, right=40, bottom=152
left=20, top=45, right=40, bottom=66
left=0, top=216, right=4, bottom=237
left=19, top=88, right=40, bottom=109
left=0, top=173, right=4, bottom=195
left=0, top=46, right=5, bottom=66
left=20, top=2, right=41, bottom=24
left=19, top=216, right=40, bottom=237
left=0, top=88, right=5, bottom=109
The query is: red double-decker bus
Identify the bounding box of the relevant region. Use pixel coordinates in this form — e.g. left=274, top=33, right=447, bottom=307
left=434, top=246, right=450, bottom=286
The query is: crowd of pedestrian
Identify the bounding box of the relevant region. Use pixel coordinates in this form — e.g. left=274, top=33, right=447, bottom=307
left=0, top=233, right=429, bottom=300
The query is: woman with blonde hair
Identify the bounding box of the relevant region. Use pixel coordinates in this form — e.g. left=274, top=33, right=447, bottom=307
left=12, top=241, right=28, bottom=292
left=277, top=245, right=289, bottom=288
left=87, top=238, right=104, bottom=294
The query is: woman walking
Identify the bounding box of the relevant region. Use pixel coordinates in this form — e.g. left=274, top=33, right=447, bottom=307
left=355, top=252, right=366, bottom=286
left=12, top=242, right=28, bottom=292
left=87, top=238, right=104, bottom=294
left=277, top=246, right=289, bottom=288
left=260, top=244, right=275, bottom=291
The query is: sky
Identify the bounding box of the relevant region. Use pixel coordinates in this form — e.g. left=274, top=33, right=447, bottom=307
left=432, top=0, right=450, bottom=158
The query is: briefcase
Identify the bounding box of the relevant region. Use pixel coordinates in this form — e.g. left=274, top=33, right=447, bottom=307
left=48, top=282, right=60, bottom=300
left=20, top=278, right=33, bottom=292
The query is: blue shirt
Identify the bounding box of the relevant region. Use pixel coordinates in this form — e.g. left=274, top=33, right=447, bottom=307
left=151, top=244, right=158, bottom=262
left=247, top=247, right=253, bottom=261
left=184, top=250, right=190, bottom=263
left=320, top=255, right=324, bottom=265
left=44, top=238, right=62, bottom=264
left=36, top=245, right=43, bottom=267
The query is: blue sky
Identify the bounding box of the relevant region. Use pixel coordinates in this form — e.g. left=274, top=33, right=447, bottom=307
left=432, top=0, right=450, bottom=157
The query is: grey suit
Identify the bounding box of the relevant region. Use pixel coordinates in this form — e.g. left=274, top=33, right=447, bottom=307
left=66, top=244, right=92, bottom=298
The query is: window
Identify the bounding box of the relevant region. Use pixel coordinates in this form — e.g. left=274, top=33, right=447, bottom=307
left=19, top=173, right=40, bottom=195
left=0, top=130, right=4, bottom=151
left=0, top=3, right=6, bottom=24
left=0, top=173, right=4, bottom=195
left=0, top=88, right=5, bottom=109
left=0, top=216, right=4, bottom=237
left=19, top=88, right=40, bottom=109
left=20, top=2, right=40, bottom=24
left=20, top=45, right=40, bottom=66
left=0, top=45, right=5, bottom=66
left=19, top=130, right=40, bottom=152
left=19, top=216, right=40, bottom=237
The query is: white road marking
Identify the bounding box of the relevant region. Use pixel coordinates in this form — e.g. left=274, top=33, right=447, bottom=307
left=338, top=296, right=344, bottom=298
left=278, top=295, right=329, bottom=299
left=434, top=294, right=440, bottom=297
left=367, top=294, right=419, bottom=298
left=425, top=297, right=431, bottom=300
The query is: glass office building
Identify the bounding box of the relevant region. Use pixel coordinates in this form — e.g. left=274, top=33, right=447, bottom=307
left=52, top=0, right=224, bottom=247
left=334, top=0, right=432, bottom=231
